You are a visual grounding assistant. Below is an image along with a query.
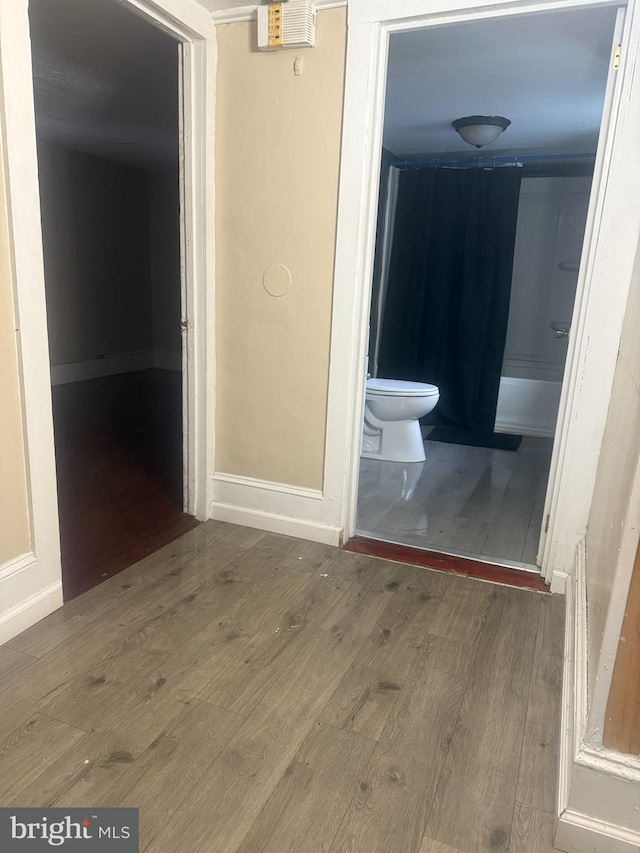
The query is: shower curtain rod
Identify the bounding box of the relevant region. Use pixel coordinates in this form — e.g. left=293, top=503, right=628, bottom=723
left=391, top=152, right=596, bottom=169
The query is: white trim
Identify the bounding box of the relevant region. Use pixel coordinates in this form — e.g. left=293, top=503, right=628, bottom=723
left=578, top=744, right=640, bottom=781
left=348, top=0, right=616, bottom=25
left=558, top=543, right=579, bottom=819
left=539, top=6, right=630, bottom=583
left=120, top=0, right=215, bottom=33
left=210, top=473, right=341, bottom=544
left=0, top=551, right=35, bottom=583
left=322, top=16, right=388, bottom=544
left=586, top=447, right=640, bottom=746
left=0, top=0, right=216, bottom=642
left=210, top=502, right=341, bottom=545
left=0, top=0, right=63, bottom=641
left=555, top=811, right=640, bottom=853
left=574, top=537, right=589, bottom=758
left=212, top=1, right=346, bottom=25
left=213, top=472, right=323, bottom=502
left=0, top=581, right=62, bottom=646
left=551, top=570, right=568, bottom=595
left=557, top=539, right=640, bottom=846
left=0, top=553, right=62, bottom=645
left=562, top=755, right=640, bottom=835
left=211, top=6, right=254, bottom=24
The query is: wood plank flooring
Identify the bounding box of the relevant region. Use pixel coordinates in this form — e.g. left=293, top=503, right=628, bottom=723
left=357, top=436, right=553, bottom=566
left=0, top=521, right=564, bottom=852
left=53, top=369, right=198, bottom=600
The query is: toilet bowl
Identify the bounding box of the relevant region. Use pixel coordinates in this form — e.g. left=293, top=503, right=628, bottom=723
left=362, top=378, right=440, bottom=463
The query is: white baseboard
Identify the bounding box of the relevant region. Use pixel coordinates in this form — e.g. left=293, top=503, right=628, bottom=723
left=210, top=502, right=342, bottom=545
left=495, top=376, right=561, bottom=438
left=50, top=350, right=181, bottom=385
left=495, top=420, right=555, bottom=439
left=0, top=552, right=63, bottom=644
left=210, top=473, right=342, bottom=546
left=551, top=570, right=568, bottom=594
left=555, top=810, right=640, bottom=853
left=558, top=539, right=588, bottom=818
left=556, top=539, right=640, bottom=850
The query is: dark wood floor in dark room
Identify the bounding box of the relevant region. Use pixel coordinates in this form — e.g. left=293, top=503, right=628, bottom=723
left=52, top=369, right=199, bottom=600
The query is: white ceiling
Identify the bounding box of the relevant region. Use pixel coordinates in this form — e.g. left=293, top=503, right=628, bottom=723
left=383, top=6, right=619, bottom=159
left=29, top=0, right=179, bottom=171
left=28, top=1, right=619, bottom=168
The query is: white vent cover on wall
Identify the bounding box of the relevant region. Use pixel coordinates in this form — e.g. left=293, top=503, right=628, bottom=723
left=257, top=2, right=316, bottom=50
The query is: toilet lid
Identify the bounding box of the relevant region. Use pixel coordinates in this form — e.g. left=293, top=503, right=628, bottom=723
left=366, top=378, right=439, bottom=397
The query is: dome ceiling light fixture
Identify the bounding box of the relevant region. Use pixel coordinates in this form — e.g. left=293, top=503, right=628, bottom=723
left=452, top=115, right=512, bottom=149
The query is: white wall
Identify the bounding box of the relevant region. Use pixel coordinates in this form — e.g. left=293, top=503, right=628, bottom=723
left=503, top=176, right=591, bottom=383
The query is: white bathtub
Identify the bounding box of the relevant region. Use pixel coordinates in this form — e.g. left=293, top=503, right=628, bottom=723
left=495, top=376, right=562, bottom=438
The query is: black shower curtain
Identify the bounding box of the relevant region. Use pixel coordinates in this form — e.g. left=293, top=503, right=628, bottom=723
left=377, top=167, right=522, bottom=433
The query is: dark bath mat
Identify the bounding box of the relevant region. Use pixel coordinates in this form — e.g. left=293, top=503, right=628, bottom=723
left=426, top=426, right=523, bottom=451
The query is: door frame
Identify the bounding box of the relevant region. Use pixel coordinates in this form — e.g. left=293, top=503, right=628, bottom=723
left=0, top=0, right=216, bottom=635
left=323, top=0, right=640, bottom=591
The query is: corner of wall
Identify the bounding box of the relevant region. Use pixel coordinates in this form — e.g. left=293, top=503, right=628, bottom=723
left=556, top=539, right=640, bottom=852
left=0, top=553, right=62, bottom=645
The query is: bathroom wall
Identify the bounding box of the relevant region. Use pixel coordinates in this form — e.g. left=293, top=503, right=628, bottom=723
left=0, top=149, right=31, bottom=565
left=503, top=176, right=591, bottom=383
left=37, top=141, right=154, bottom=372
left=494, top=176, right=591, bottom=437
left=214, top=8, right=347, bottom=489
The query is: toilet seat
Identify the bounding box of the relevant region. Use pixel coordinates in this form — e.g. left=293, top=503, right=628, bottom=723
left=366, top=378, right=439, bottom=397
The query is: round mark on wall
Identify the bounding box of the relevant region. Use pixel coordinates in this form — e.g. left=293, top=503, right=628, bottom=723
left=262, top=264, right=292, bottom=297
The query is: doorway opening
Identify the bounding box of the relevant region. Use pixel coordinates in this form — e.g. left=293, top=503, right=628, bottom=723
left=29, top=0, right=199, bottom=600
left=354, top=6, right=619, bottom=577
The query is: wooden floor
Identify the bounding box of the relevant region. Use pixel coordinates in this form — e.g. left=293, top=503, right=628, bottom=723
left=357, top=436, right=554, bottom=566
left=0, top=521, right=564, bottom=852
left=53, top=369, right=198, bottom=599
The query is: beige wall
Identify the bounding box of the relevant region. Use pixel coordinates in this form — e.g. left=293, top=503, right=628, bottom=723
left=586, top=240, right=640, bottom=698
left=214, top=9, right=346, bottom=489
left=0, top=151, right=31, bottom=563
left=37, top=141, right=153, bottom=367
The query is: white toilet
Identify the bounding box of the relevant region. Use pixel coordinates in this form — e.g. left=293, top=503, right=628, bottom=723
left=362, top=378, right=440, bottom=463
